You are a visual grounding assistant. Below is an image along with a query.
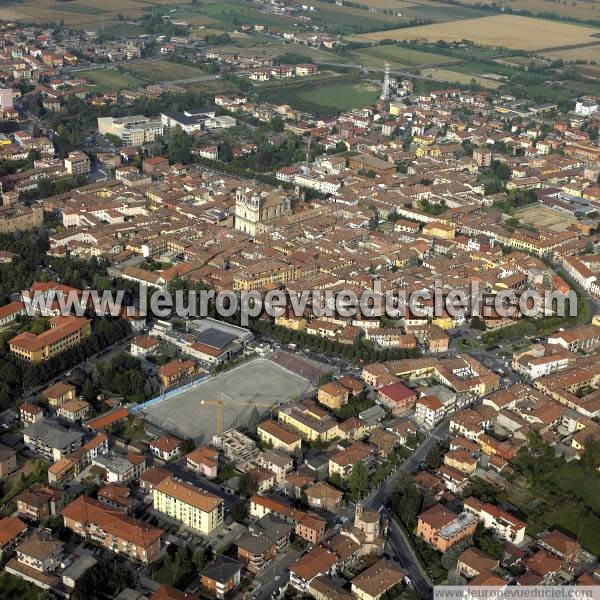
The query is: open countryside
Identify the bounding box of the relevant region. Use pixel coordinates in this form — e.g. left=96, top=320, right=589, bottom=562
left=351, top=14, right=600, bottom=50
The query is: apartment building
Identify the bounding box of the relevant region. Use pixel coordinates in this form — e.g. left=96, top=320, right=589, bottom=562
left=22, top=421, right=83, bottom=461
left=317, top=381, right=349, bottom=410
left=257, top=420, right=302, bottom=452
left=289, top=546, right=337, bottom=593
left=97, top=115, right=164, bottom=145
left=64, top=151, right=90, bottom=175
left=350, top=558, right=405, bottom=600
left=200, top=555, right=242, bottom=600
left=547, top=326, right=600, bottom=354
left=62, top=495, right=162, bottom=563
left=463, top=497, right=526, bottom=545
left=416, top=504, right=478, bottom=553
left=249, top=495, right=326, bottom=543
left=328, top=442, right=373, bottom=480
left=41, top=381, right=76, bottom=407
left=236, top=513, right=293, bottom=574
left=153, top=476, right=224, bottom=535
left=0, top=301, right=26, bottom=326
left=158, top=359, right=196, bottom=388
left=278, top=401, right=339, bottom=442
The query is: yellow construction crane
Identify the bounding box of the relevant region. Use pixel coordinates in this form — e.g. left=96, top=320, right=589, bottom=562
left=201, top=396, right=275, bottom=435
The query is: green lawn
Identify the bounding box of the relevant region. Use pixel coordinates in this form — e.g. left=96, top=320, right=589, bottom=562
left=548, top=462, right=600, bottom=513
left=545, top=505, right=600, bottom=556
left=79, top=68, right=145, bottom=92
left=506, top=464, right=600, bottom=556
left=353, top=44, right=459, bottom=68
left=290, top=82, right=380, bottom=113
left=122, top=60, right=206, bottom=83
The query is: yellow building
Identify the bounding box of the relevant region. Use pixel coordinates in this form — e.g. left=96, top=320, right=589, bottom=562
left=422, top=221, right=455, bottom=240
left=277, top=401, right=339, bottom=442
left=257, top=420, right=302, bottom=452
left=274, top=314, right=307, bottom=331
left=8, top=316, right=91, bottom=363
left=41, top=381, right=77, bottom=407
left=153, top=476, right=223, bottom=535
left=317, top=382, right=349, bottom=410
left=413, top=134, right=435, bottom=146
left=432, top=315, right=453, bottom=330
left=233, top=260, right=297, bottom=291
left=389, top=101, right=403, bottom=117
left=443, top=450, right=477, bottom=475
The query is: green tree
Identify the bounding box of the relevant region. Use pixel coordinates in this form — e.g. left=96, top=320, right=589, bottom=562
left=348, top=461, right=369, bottom=500
left=167, top=125, right=192, bottom=165
left=247, top=407, right=260, bottom=436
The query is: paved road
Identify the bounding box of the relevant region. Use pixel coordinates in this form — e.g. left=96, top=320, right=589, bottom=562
left=365, top=419, right=450, bottom=510
left=389, top=517, right=434, bottom=598
left=253, top=551, right=298, bottom=600
left=364, top=419, right=450, bottom=599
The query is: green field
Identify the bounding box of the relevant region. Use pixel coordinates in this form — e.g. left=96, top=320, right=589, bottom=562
left=352, top=44, right=459, bottom=68
left=271, top=82, right=380, bottom=115
left=79, top=68, right=145, bottom=92
left=309, top=0, right=404, bottom=31
left=121, top=60, right=206, bottom=83
left=506, top=462, right=600, bottom=556
left=198, top=0, right=297, bottom=30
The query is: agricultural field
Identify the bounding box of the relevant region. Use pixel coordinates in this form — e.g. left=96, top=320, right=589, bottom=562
left=0, top=0, right=191, bottom=28
left=420, top=67, right=502, bottom=88
left=351, top=44, right=460, bottom=68
left=78, top=67, right=145, bottom=92
left=541, top=44, right=600, bottom=63
left=575, top=64, right=600, bottom=80
left=204, top=42, right=354, bottom=64
left=457, top=0, right=600, bottom=22
left=392, top=0, right=490, bottom=22
left=309, top=0, right=406, bottom=28
left=350, top=14, right=600, bottom=51
left=195, top=0, right=298, bottom=31
left=351, top=0, right=414, bottom=9
left=495, top=55, right=549, bottom=70
left=121, top=60, right=206, bottom=83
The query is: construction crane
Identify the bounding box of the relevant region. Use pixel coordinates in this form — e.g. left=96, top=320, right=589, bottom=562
left=201, top=395, right=276, bottom=435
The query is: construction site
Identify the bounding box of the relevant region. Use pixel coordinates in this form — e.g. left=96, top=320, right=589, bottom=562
left=139, top=357, right=315, bottom=443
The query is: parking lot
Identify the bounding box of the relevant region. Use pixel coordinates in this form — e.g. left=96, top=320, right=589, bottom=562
left=140, top=358, right=314, bottom=442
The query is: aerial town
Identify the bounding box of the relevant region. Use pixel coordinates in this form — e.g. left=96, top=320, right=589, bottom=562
left=0, top=1, right=599, bottom=600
